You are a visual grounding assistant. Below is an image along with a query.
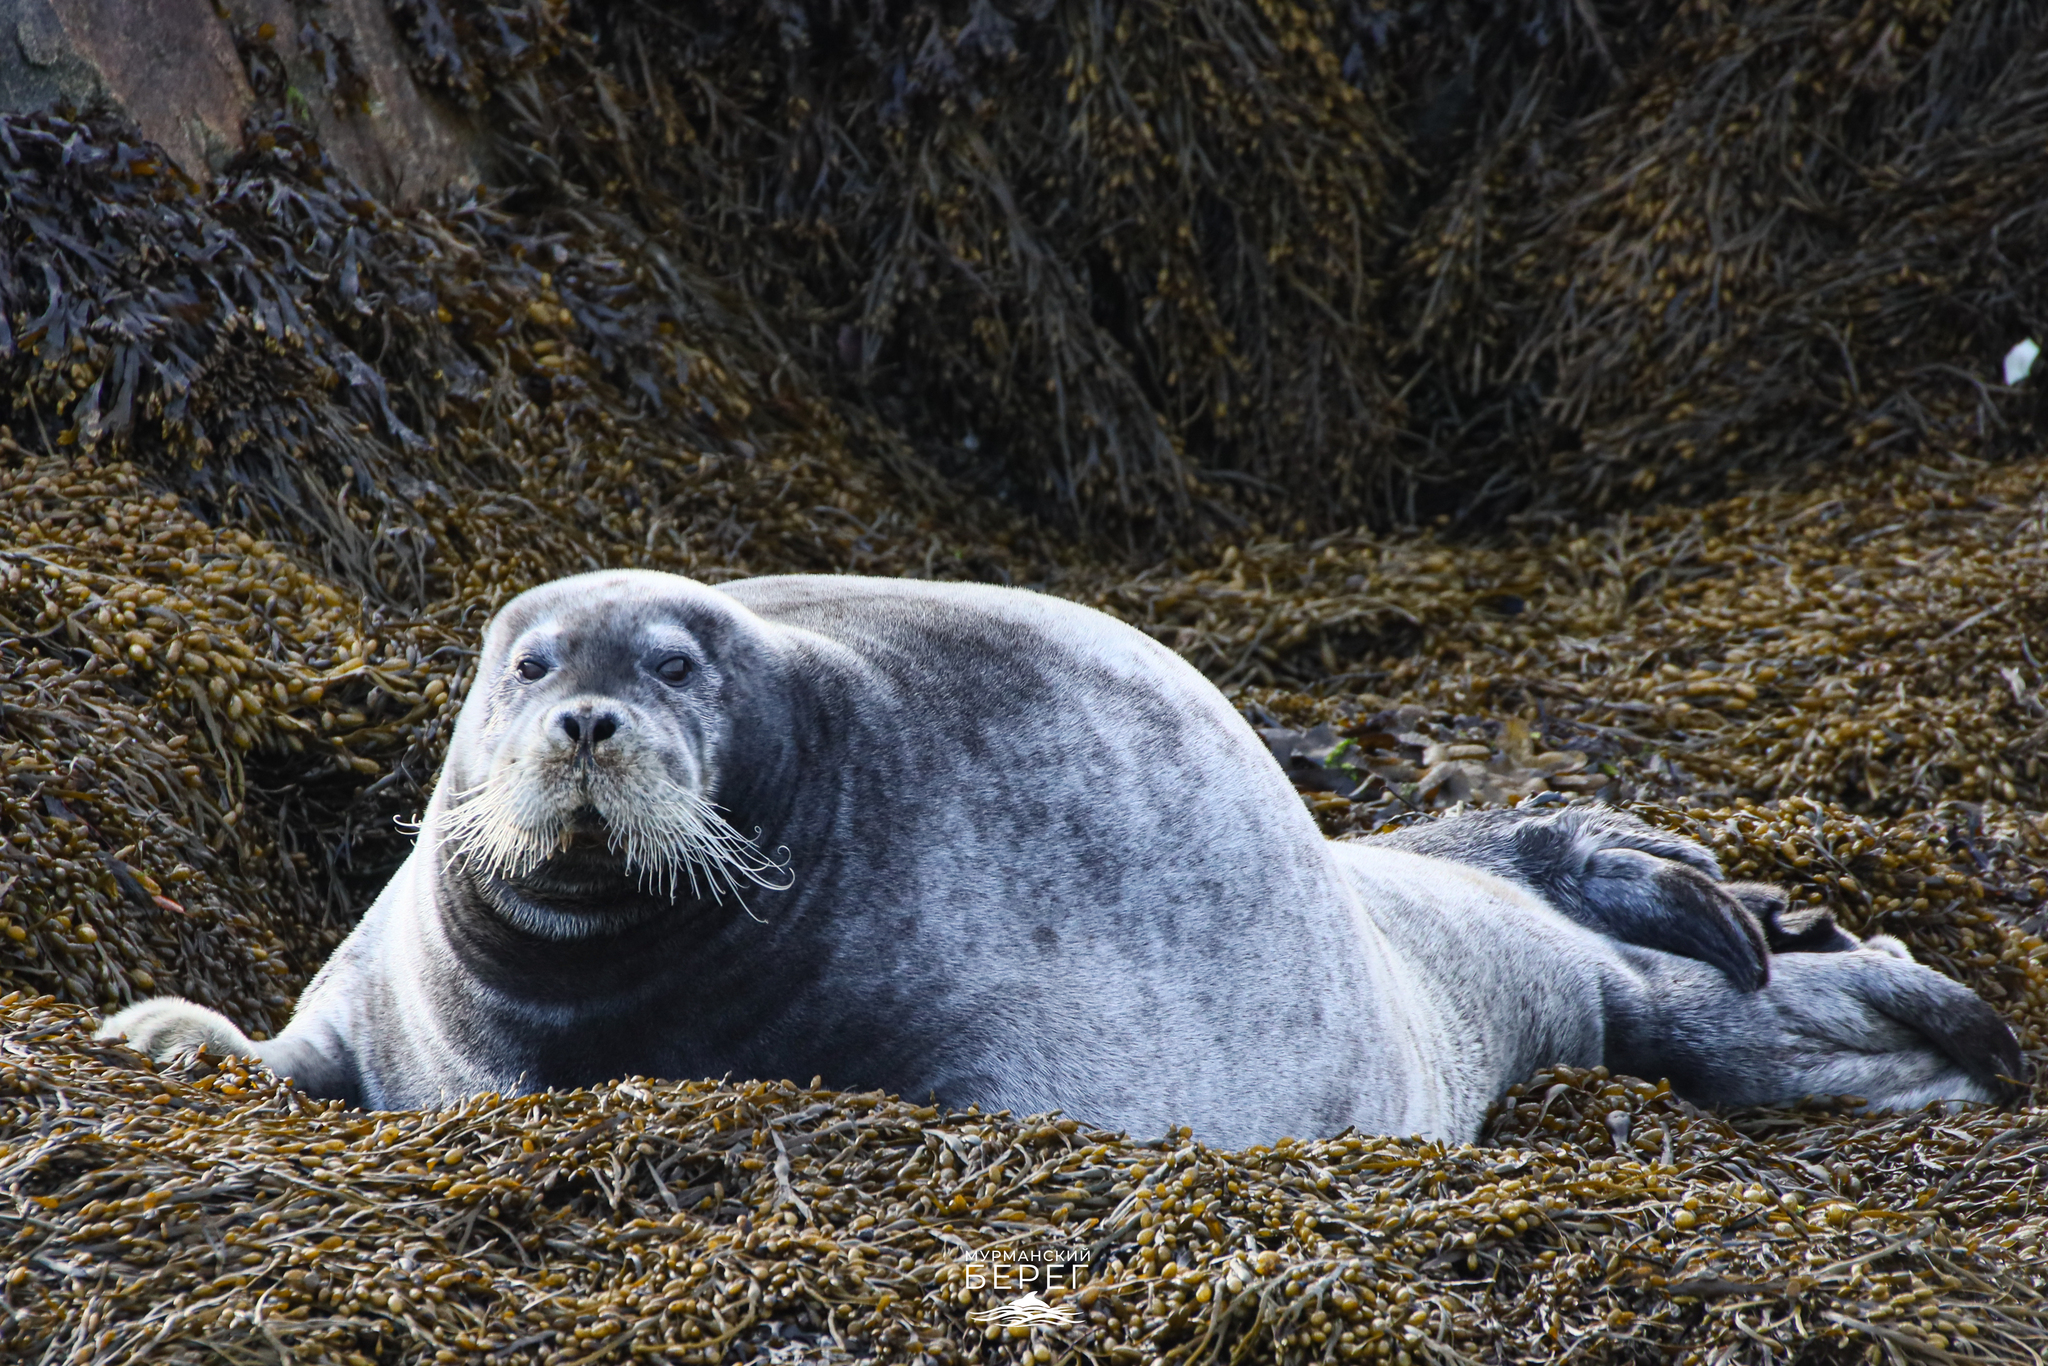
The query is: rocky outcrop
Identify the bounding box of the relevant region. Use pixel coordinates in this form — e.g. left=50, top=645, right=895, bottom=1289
left=0, top=0, right=479, bottom=201
left=224, top=0, right=481, bottom=205
left=0, top=0, right=252, bottom=177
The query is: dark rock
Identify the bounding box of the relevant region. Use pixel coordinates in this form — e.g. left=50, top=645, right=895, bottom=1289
left=223, top=0, right=483, bottom=206
left=0, top=0, right=481, bottom=200
left=0, top=0, right=252, bottom=177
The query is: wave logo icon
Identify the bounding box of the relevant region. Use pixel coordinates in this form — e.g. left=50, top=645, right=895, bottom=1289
left=967, top=1293, right=1081, bottom=1330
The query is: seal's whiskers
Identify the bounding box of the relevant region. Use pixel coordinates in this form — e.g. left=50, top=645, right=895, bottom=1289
left=442, top=765, right=792, bottom=908
left=596, top=772, right=793, bottom=906
left=440, top=766, right=572, bottom=882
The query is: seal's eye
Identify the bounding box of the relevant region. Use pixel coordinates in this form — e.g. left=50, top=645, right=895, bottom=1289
left=516, top=658, right=549, bottom=683
left=654, top=655, right=693, bottom=685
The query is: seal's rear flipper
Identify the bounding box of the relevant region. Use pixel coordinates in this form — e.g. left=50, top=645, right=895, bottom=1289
left=1731, top=883, right=1863, bottom=954
left=1576, top=848, right=1770, bottom=991
left=1363, top=805, right=1769, bottom=990
left=1855, top=951, right=2033, bottom=1103
left=1611, top=938, right=2031, bottom=1111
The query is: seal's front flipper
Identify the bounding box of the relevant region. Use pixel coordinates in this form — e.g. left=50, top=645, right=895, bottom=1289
left=96, top=996, right=258, bottom=1064
left=1363, top=806, right=1769, bottom=990
left=96, top=997, right=363, bottom=1104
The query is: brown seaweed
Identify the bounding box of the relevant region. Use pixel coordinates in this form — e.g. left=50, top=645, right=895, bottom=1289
left=4, top=996, right=2047, bottom=1365
left=6, top=5, right=2048, bottom=1364
left=376, top=0, right=2048, bottom=536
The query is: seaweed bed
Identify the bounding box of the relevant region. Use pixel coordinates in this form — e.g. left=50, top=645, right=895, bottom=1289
left=5, top=0, right=2048, bottom=1362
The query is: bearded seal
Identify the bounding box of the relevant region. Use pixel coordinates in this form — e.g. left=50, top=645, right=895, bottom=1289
left=99, top=572, right=2027, bottom=1143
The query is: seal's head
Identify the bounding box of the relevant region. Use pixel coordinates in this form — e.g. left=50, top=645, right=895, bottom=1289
left=432, top=571, right=792, bottom=940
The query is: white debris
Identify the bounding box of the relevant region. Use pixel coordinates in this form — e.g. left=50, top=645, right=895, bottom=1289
left=2005, top=338, right=2039, bottom=385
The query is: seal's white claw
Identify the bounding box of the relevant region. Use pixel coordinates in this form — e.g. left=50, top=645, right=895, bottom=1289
left=95, top=996, right=258, bottom=1064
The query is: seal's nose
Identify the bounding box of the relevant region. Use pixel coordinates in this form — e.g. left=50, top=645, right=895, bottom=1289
left=556, top=705, right=621, bottom=749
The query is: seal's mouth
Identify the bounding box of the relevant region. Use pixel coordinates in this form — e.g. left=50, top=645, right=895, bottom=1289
left=498, top=806, right=633, bottom=908
left=551, top=805, right=613, bottom=856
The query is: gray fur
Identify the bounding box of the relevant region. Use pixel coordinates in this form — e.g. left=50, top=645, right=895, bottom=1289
left=96, top=572, right=2028, bottom=1142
